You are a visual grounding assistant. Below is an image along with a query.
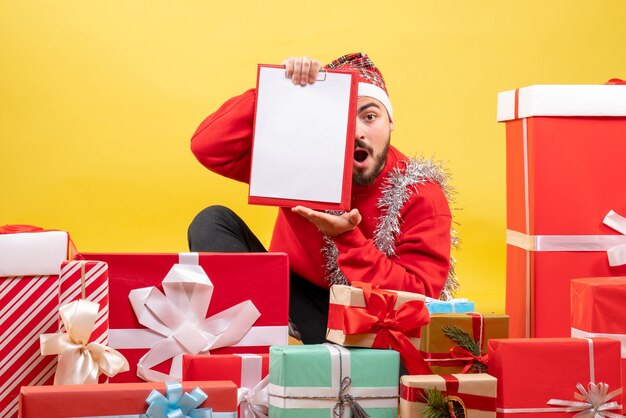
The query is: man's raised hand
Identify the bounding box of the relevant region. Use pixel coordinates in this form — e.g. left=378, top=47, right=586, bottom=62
left=281, top=56, right=322, bottom=86
left=291, top=206, right=362, bottom=237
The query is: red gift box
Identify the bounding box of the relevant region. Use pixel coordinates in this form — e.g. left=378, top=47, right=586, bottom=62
left=0, top=226, right=71, bottom=418
left=183, top=353, right=269, bottom=418
left=19, top=380, right=237, bottom=417
left=571, top=277, right=626, bottom=412
left=497, top=85, right=626, bottom=338
left=489, top=337, right=622, bottom=417
left=75, top=252, right=289, bottom=383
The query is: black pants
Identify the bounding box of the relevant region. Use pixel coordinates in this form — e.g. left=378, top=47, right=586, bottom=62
left=188, top=205, right=329, bottom=344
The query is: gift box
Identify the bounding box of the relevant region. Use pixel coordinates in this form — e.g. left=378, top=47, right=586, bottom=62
left=489, top=337, right=623, bottom=417
left=183, top=353, right=269, bottom=418
left=400, top=373, right=497, bottom=418
left=571, top=277, right=626, bottom=412
left=19, top=380, right=238, bottom=417
left=0, top=226, right=71, bottom=418
left=497, top=84, right=626, bottom=337
left=426, top=297, right=475, bottom=314
left=74, top=252, right=289, bottom=382
left=420, top=313, right=508, bottom=374
left=269, top=344, right=399, bottom=418
left=326, top=283, right=431, bottom=375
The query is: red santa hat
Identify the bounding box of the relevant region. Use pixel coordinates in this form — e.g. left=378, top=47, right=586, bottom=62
left=325, top=52, right=393, bottom=121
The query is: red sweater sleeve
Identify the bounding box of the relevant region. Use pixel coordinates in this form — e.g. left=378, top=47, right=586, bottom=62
left=190, top=89, right=257, bottom=183
left=331, top=182, right=452, bottom=297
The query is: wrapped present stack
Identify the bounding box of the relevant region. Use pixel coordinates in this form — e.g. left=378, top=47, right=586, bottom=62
left=497, top=84, right=626, bottom=338
left=6, top=80, right=626, bottom=418
left=0, top=226, right=70, bottom=418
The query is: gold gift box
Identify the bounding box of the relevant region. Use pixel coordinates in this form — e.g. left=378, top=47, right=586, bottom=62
left=400, top=373, right=497, bottom=418
left=420, top=313, right=508, bottom=374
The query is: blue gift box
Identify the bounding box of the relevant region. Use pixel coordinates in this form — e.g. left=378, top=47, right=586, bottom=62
left=425, top=297, right=474, bottom=314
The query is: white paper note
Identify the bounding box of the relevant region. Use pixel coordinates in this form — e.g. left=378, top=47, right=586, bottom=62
left=250, top=66, right=353, bottom=205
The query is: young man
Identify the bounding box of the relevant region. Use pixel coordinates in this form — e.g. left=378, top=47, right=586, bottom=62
left=189, top=53, right=454, bottom=344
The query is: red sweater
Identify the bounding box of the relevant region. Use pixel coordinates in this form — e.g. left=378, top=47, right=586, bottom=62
left=191, top=89, right=452, bottom=297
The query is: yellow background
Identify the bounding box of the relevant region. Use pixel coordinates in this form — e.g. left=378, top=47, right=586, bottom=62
left=2, top=1, right=625, bottom=314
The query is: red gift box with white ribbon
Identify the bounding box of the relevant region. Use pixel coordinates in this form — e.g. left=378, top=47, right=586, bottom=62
left=497, top=84, right=626, bottom=338
left=183, top=353, right=269, bottom=418
left=75, top=252, right=289, bottom=383
left=571, top=276, right=626, bottom=413
left=489, top=337, right=622, bottom=417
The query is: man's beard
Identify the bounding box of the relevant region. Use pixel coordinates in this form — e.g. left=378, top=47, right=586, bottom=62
left=352, top=138, right=390, bottom=186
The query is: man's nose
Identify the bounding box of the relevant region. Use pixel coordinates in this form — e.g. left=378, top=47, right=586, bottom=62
left=354, top=120, right=365, bottom=140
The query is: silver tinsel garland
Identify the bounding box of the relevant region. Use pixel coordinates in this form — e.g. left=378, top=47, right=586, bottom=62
left=322, top=156, right=460, bottom=300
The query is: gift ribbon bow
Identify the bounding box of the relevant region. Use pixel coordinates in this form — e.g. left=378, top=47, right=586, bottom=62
left=547, top=382, right=623, bottom=418
left=603, top=210, right=626, bottom=266
left=145, top=382, right=214, bottom=418
left=129, top=263, right=261, bottom=381
left=40, top=299, right=129, bottom=385
left=343, top=282, right=431, bottom=375
left=238, top=376, right=269, bottom=418
left=448, top=346, right=489, bottom=374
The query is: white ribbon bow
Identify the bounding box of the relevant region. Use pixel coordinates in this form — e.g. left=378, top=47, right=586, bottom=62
left=238, top=376, right=270, bottom=418
left=40, top=299, right=129, bottom=385
left=129, top=263, right=261, bottom=382
left=547, top=382, right=623, bottom=418
left=604, top=210, right=626, bottom=266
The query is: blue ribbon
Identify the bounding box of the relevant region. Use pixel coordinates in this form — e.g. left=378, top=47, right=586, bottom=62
left=75, top=382, right=237, bottom=418
left=143, top=382, right=213, bottom=418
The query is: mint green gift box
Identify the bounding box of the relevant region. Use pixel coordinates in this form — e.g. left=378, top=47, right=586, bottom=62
left=268, top=344, right=399, bottom=418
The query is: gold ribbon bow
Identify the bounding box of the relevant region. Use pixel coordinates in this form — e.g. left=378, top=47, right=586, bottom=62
left=40, top=299, right=129, bottom=385
left=547, top=382, right=623, bottom=418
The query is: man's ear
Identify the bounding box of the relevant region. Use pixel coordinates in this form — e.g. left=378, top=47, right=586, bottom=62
left=389, top=121, right=395, bottom=131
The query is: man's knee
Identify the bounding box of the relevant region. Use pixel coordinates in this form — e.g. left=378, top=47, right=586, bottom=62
left=188, top=205, right=236, bottom=248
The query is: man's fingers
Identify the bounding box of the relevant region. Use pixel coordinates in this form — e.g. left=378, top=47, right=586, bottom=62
left=282, top=57, right=294, bottom=79
left=292, top=58, right=303, bottom=85
left=300, top=58, right=311, bottom=86
left=309, top=59, right=322, bottom=83
left=348, top=209, right=362, bottom=226
left=282, top=57, right=321, bottom=86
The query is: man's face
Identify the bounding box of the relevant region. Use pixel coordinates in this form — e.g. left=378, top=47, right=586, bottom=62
left=352, top=96, right=394, bottom=186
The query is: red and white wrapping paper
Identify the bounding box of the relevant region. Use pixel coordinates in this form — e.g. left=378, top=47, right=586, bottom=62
left=489, top=337, right=622, bottom=417
left=59, top=260, right=109, bottom=346
left=497, top=85, right=626, bottom=338
left=571, top=277, right=626, bottom=412
left=75, top=252, right=289, bottom=383
left=183, top=353, right=270, bottom=418
left=0, top=227, right=70, bottom=418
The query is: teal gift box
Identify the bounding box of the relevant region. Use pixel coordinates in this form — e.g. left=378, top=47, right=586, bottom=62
left=425, top=297, right=474, bottom=314
left=269, top=344, right=399, bottom=418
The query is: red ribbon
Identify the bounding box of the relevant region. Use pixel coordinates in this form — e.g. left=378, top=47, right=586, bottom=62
left=449, top=346, right=489, bottom=374
left=606, top=78, right=626, bottom=85
left=0, top=224, right=46, bottom=234
left=341, top=282, right=432, bottom=375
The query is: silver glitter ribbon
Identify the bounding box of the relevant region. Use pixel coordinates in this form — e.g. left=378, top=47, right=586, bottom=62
left=323, top=156, right=459, bottom=300
left=547, top=382, right=623, bottom=418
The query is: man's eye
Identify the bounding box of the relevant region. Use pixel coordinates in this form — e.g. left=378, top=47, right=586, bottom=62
left=365, top=114, right=376, bottom=121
